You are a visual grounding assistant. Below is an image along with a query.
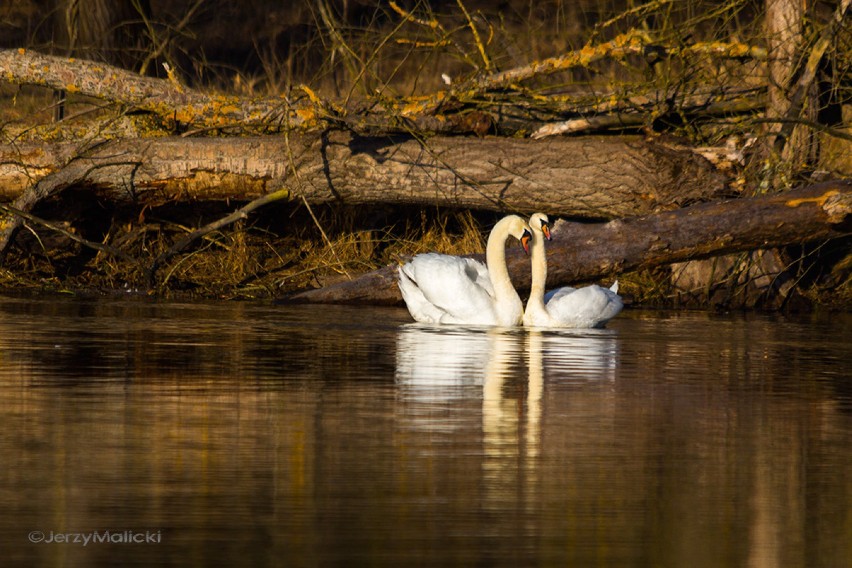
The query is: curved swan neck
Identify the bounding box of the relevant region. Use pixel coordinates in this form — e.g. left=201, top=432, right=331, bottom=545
left=485, top=216, right=523, bottom=324
left=527, top=228, right=548, bottom=309
left=485, top=217, right=514, bottom=292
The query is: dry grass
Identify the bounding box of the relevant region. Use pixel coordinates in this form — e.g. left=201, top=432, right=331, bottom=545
left=382, top=209, right=485, bottom=258
left=1, top=206, right=491, bottom=299
left=270, top=208, right=487, bottom=296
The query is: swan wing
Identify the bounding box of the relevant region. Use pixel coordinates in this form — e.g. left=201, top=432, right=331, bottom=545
left=545, top=285, right=624, bottom=328
left=398, top=253, right=498, bottom=325
left=544, top=286, right=576, bottom=304
left=596, top=286, right=624, bottom=323
left=398, top=265, right=450, bottom=324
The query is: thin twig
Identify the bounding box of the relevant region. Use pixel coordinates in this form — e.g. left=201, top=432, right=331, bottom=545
left=315, top=0, right=365, bottom=92
left=343, top=10, right=410, bottom=107
left=456, top=0, right=492, bottom=71
left=595, top=0, right=674, bottom=34
left=138, top=0, right=206, bottom=76
left=282, top=131, right=351, bottom=279
left=389, top=0, right=479, bottom=70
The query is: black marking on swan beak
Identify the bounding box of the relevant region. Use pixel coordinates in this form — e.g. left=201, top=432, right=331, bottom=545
left=521, top=229, right=532, bottom=254
left=541, top=220, right=552, bottom=241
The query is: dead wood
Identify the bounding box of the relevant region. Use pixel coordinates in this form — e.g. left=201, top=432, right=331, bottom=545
left=0, top=13, right=845, bottom=303
left=466, top=31, right=767, bottom=93
left=289, top=181, right=852, bottom=305
left=531, top=96, right=765, bottom=139
left=771, top=0, right=851, bottom=154
left=0, top=48, right=320, bottom=131
left=0, top=131, right=727, bottom=259
left=1, top=33, right=767, bottom=139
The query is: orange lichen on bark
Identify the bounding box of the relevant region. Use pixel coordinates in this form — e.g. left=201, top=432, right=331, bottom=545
left=785, top=189, right=840, bottom=208
left=398, top=93, right=445, bottom=117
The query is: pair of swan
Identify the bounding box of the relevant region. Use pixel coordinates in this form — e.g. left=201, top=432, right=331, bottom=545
left=397, top=213, right=623, bottom=328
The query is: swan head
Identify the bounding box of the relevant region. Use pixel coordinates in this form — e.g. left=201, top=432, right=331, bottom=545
left=495, top=214, right=532, bottom=254
left=529, top=212, right=552, bottom=241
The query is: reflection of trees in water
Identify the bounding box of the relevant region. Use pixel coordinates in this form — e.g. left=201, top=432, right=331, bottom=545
left=0, top=300, right=405, bottom=387
left=1, top=301, right=851, bottom=566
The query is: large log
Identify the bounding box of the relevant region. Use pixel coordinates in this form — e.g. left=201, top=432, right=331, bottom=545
left=288, top=181, right=852, bottom=305
left=0, top=131, right=725, bottom=214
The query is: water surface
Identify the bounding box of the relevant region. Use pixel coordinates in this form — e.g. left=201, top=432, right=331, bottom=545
left=0, top=295, right=849, bottom=567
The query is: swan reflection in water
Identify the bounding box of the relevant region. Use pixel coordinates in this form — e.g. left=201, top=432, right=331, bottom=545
left=395, top=324, right=620, bottom=512
left=394, top=324, right=620, bottom=437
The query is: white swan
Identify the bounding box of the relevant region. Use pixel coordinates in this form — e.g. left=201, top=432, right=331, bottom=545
left=398, top=215, right=532, bottom=326
left=523, top=213, right=623, bottom=328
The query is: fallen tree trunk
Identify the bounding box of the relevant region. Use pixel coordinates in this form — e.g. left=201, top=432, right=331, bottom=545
left=0, top=133, right=726, bottom=213
left=0, top=132, right=726, bottom=258
left=289, top=180, right=852, bottom=305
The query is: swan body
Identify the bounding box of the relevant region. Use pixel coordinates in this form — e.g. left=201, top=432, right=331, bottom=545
left=398, top=215, right=531, bottom=326
left=523, top=213, right=623, bottom=329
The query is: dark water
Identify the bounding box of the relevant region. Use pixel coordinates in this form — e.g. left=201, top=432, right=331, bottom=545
left=0, top=295, right=850, bottom=567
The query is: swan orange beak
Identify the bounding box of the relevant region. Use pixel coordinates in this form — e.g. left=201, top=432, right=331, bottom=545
left=542, top=223, right=552, bottom=241
left=521, top=230, right=531, bottom=255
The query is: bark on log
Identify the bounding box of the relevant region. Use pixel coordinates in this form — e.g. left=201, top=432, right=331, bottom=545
left=0, top=48, right=317, bottom=130
left=289, top=181, right=852, bottom=305
left=0, top=131, right=726, bottom=214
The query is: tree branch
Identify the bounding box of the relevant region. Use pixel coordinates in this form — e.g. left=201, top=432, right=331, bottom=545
left=145, top=187, right=292, bottom=289
left=0, top=202, right=138, bottom=264
left=463, top=32, right=767, bottom=93
left=0, top=48, right=323, bottom=131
